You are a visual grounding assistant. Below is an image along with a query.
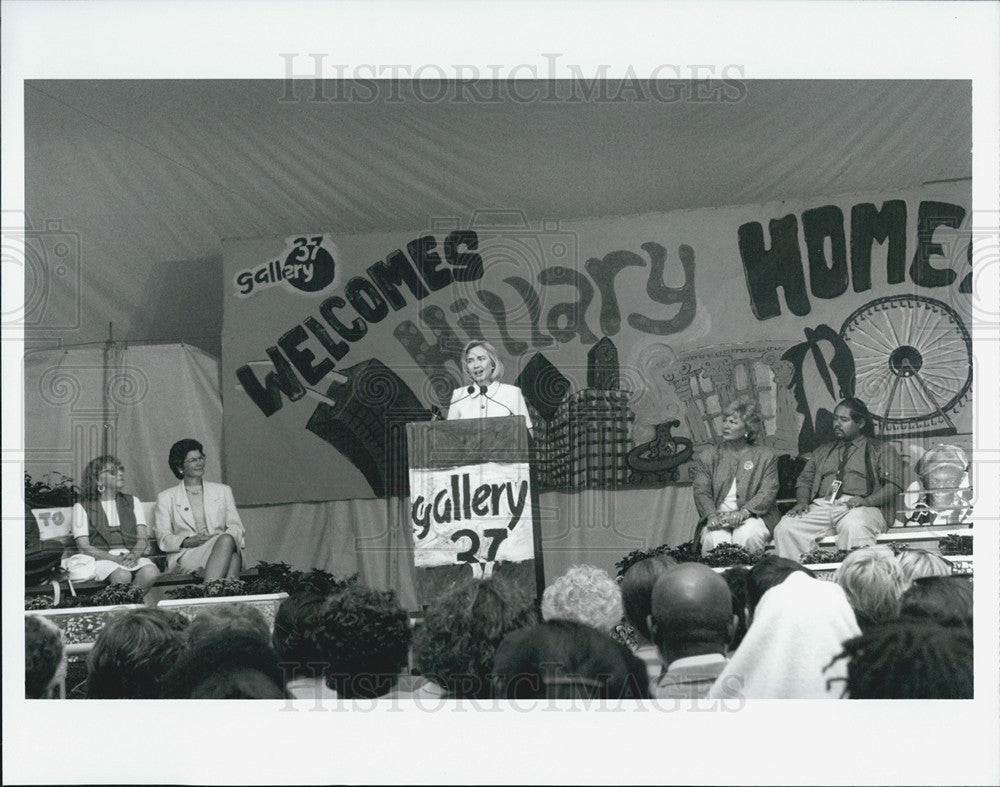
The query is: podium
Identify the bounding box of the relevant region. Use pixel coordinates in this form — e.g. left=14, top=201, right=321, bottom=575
left=406, top=416, right=542, bottom=606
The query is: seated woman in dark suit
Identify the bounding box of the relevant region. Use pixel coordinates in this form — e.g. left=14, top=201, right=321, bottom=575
left=692, top=397, right=779, bottom=555
left=71, top=455, right=159, bottom=591
left=154, top=439, right=245, bottom=582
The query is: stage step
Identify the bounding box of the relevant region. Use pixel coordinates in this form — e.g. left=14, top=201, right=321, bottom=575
left=817, top=525, right=971, bottom=549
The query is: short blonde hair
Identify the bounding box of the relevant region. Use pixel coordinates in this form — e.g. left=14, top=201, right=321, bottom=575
left=896, top=548, right=952, bottom=589
left=541, top=565, right=624, bottom=633
left=834, top=547, right=905, bottom=628
left=462, top=341, right=504, bottom=384
left=724, top=396, right=764, bottom=444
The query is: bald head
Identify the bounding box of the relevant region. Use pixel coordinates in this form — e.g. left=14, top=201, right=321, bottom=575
left=650, top=563, right=734, bottom=658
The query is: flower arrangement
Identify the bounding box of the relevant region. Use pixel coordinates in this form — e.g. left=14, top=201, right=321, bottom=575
left=162, top=562, right=357, bottom=600
left=937, top=534, right=973, bottom=556
left=26, top=584, right=146, bottom=610
left=25, top=471, right=80, bottom=508
left=615, top=540, right=763, bottom=578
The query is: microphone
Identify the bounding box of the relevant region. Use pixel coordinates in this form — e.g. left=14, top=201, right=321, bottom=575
left=449, top=385, right=479, bottom=406
left=483, top=387, right=515, bottom=416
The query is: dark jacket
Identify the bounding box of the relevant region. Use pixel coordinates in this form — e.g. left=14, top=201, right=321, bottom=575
left=81, top=493, right=140, bottom=550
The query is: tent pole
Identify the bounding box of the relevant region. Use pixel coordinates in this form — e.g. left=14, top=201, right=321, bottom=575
left=102, top=323, right=113, bottom=457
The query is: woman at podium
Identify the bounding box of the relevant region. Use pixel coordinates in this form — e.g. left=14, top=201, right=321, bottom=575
left=447, top=341, right=532, bottom=432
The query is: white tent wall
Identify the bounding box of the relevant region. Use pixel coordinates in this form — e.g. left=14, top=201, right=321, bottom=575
left=24, top=343, right=223, bottom=501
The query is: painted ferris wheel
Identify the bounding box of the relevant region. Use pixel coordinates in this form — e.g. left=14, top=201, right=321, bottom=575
left=840, top=294, right=972, bottom=435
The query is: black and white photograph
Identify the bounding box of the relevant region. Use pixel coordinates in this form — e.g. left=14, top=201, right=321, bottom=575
left=4, top=1, right=999, bottom=784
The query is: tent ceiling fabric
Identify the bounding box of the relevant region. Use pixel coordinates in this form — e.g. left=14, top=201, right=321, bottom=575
left=25, top=79, right=971, bottom=349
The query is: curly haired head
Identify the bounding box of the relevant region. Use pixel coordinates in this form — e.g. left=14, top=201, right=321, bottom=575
left=414, top=574, right=537, bottom=699
left=161, top=631, right=287, bottom=699
left=87, top=608, right=188, bottom=699
left=314, top=584, right=411, bottom=699
left=81, top=454, right=124, bottom=499
left=25, top=616, right=65, bottom=698
left=272, top=591, right=328, bottom=669
left=828, top=619, right=972, bottom=699
left=493, top=619, right=650, bottom=700
left=723, top=396, right=764, bottom=444
left=168, top=438, right=204, bottom=479
left=186, top=602, right=271, bottom=646
left=542, top=564, right=623, bottom=633
left=833, top=547, right=905, bottom=631
left=899, top=575, right=972, bottom=629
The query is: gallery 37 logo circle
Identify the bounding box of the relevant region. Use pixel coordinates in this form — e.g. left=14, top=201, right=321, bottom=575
left=235, top=235, right=339, bottom=297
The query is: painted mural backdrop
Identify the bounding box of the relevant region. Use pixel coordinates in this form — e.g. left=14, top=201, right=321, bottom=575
left=222, top=183, right=972, bottom=505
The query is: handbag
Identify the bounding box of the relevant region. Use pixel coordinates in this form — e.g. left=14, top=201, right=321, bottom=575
left=61, top=553, right=97, bottom=583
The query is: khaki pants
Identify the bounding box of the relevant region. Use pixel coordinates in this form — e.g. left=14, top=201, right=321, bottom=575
left=702, top=516, right=771, bottom=554
left=773, top=499, right=885, bottom=561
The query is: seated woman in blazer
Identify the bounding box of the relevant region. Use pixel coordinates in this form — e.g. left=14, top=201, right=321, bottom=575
left=692, top=397, right=779, bottom=555
left=154, top=439, right=245, bottom=581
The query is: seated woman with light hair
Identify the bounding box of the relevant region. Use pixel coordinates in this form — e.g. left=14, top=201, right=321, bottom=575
left=541, top=564, right=623, bottom=633
left=896, top=548, right=953, bottom=589
left=833, top=546, right=906, bottom=632
left=693, top=396, right=779, bottom=555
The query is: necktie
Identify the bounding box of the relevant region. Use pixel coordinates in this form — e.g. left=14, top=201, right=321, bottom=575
left=836, top=442, right=854, bottom=483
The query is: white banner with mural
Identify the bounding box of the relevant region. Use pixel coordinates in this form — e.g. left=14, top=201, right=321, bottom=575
left=222, top=182, right=972, bottom=504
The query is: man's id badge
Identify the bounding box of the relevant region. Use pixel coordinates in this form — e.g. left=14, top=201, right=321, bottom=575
left=828, top=479, right=843, bottom=503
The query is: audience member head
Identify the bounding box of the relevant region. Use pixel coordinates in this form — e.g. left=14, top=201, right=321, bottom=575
left=707, top=572, right=860, bottom=700
left=745, top=555, right=814, bottom=625
left=493, top=619, right=650, bottom=700
left=830, top=619, right=972, bottom=699
left=415, top=574, right=537, bottom=699
left=272, top=592, right=328, bottom=675
left=87, top=608, right=188, bottom=699
left=81, top=454, right=124, bottom=500
left=314, top=583, right=411, bottom=699
left=168, top=438, right=204, bottom=479
left=833, top=546, right=905, bottom=631
left=25, top=616, right=66, bottom=699
left=186, top=602, right=271, bottom=646
left=899, top=575, right=973, bottom=629
left=161, top=632, right=286, bottom=699
left=722, top=566, right=750, bottom=650
left=896, top=548, right=953, bottom=589
left=620, top=554, right=677, bottom=641
left=649, top=563, right=735, bottom=666
left=542, top=564, right=623, bottom=633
